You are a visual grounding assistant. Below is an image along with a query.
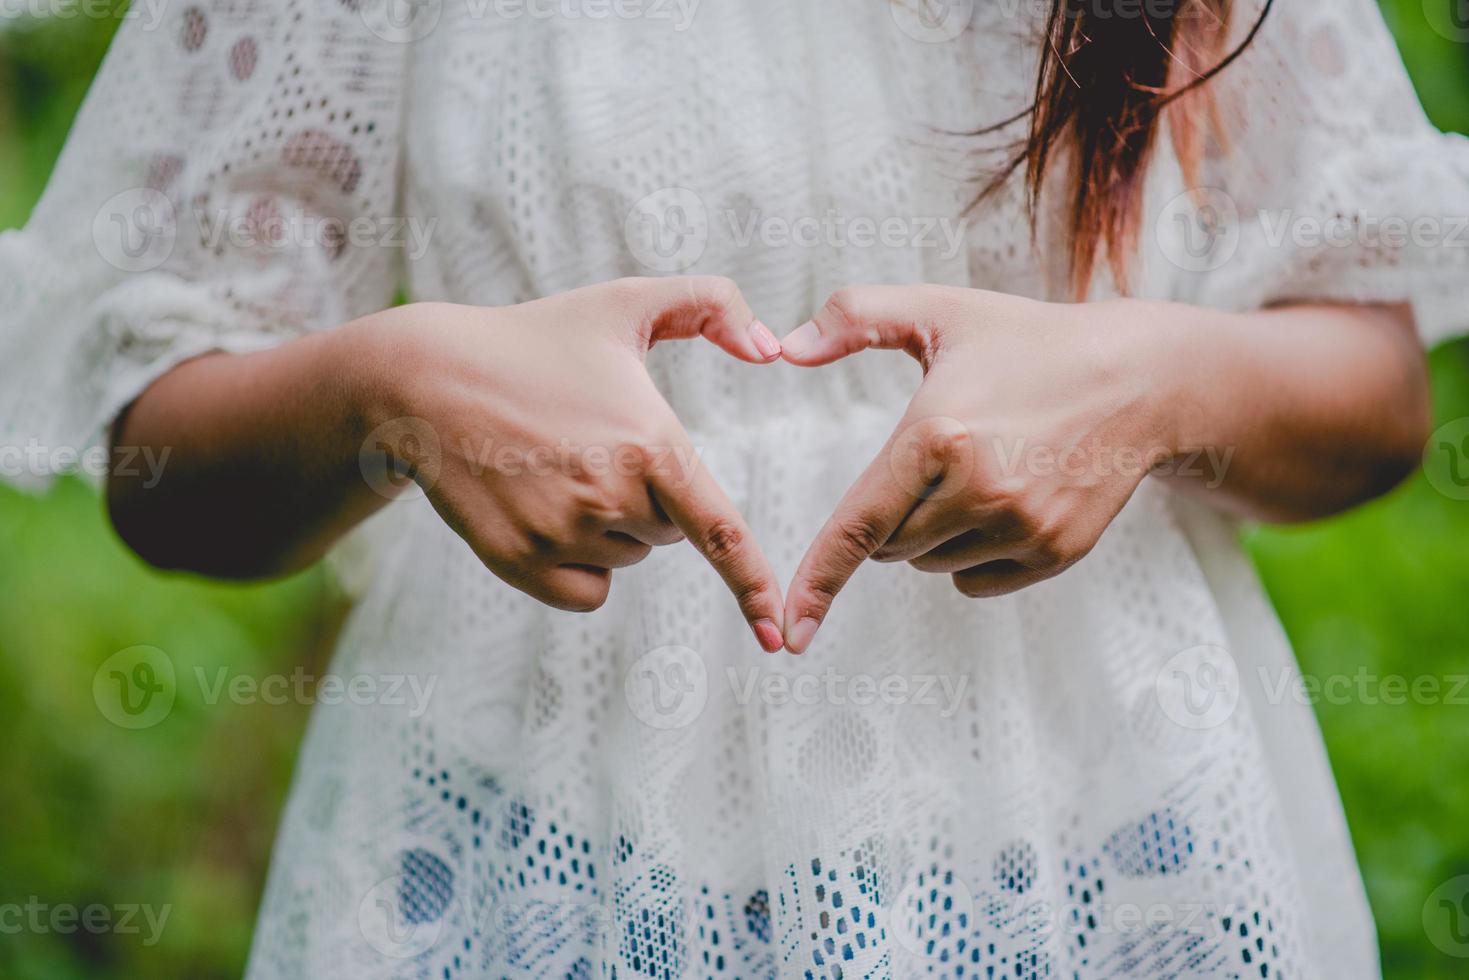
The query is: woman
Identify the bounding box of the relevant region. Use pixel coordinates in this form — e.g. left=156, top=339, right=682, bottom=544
left=2, top=0, right=1465, bottom=975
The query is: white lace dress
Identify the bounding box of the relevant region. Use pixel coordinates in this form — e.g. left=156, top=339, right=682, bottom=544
left=3, top=0, right=1468, bottom=977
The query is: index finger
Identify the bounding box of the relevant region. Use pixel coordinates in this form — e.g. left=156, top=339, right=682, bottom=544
left=781, top=447, right=918, bottom=654
left=648, top=446, right=786, bottom=653
left=783, top=412, right=975, bottom=653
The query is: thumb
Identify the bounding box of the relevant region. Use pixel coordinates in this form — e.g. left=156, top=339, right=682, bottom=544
left=628, top=275, right=782, bottom=364
left=780, top=285, right=955, bottom=367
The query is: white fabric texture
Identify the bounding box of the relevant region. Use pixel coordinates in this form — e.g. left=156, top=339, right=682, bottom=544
left=3, top=0, right=1468, bottom=977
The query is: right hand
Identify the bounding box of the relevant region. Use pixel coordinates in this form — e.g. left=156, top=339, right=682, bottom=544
left=355, top=277, right=787, bottom=652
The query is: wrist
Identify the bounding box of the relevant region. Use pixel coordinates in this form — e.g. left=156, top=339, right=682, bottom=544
left=322, top=304, right=439, bottom=491
left=1104, top=298, right=1231, bottom=461
left=330, top=303, right=431, bottom=434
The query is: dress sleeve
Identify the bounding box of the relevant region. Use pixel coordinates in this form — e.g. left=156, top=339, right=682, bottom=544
left=0, top=0, right=409, bottom=490
left=1142, top=0, right=1469, bottom=346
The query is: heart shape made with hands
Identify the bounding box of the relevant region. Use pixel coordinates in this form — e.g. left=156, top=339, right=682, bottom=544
left=406, top=276, right=1156, bottom=657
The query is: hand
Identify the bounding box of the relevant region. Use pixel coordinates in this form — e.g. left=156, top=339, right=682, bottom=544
left=357, top=276, right=787, bottom=652
left=777, top=285, right=1180, bottom=653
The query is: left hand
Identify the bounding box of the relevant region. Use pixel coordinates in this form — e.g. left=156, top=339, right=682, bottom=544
left=777, top=285, right=1182, bottom=653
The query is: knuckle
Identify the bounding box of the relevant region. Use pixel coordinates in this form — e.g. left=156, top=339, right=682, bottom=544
left=1033, top=526, right=1091, bottom=570
left=571, top=479, right=625, bottom=525
left=1029, top=532, right=1067, bottom=568
left=575, top=510, right=620, bottom=536
left=825, top=287, right=864, bottom=329
left=628, top=414, right=683, bottom=460
left=953, top=575, right=991, bottom=599
left=539, top=572, right=612, bottom=613
left=729, top=578, right=776, bottom=615
left=561, top=590, right=610, bottom=614
left=795, top=577, right=839, bottom=617
left=1021, top=510, right=1071, bottom=565
left=624, top=439, right=662, bottom=477
left=961, top=488, right=998, bottom=524
left=984, top=473, right=1031, bottom=516
left=529, top=511, right=587, bottom=555
left=694, top=275, right=741, bottom=317
left=579, top=589, right=612, bottom=613
left=830, top=513, right=886, bottom=563
left=642, top=521, right=685, bottom=546
left=920, top=418, right=972, bottom=463
left=622, top=433, right=677, bottom=481
left=527, top=525, right=569, bottom=556
left=701, top=518, right=748, bottom=566
left=908, top=553, right=944, bottom=573
left=983, top=488, right=1047, bottom=544
left=497, top=533, right=541, bottom=570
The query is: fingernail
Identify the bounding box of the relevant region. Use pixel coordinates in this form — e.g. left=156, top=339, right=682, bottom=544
left=752, top=619, right=784, bottom=653
left=780, top=321, right=820, bottom=360
left=785, top=617, right=820, bottom=655
left=749, top=320, right=781, bottom=361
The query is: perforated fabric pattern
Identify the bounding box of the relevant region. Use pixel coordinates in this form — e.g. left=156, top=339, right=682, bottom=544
left=0, top=0, right=407, bottom=486
left=3, top=1, right=1467, bottom=977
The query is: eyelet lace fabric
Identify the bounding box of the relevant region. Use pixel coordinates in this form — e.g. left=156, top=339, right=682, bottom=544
left=2, top=1, right=1467, bottom=977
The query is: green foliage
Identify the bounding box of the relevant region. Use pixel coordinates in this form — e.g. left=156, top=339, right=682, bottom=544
left=2, top=4, right=1469, bottom=977
left=1248, top=340, right=1469, bottom=978
left=0, top=478, right=344, bottom=979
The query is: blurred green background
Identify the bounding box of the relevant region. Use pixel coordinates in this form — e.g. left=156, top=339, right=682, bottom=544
left=2, top=3, right=1469, bottom=978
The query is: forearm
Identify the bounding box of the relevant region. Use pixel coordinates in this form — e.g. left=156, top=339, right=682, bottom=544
left=107, top=313, right=396, bottom=578
left=1150, top=300, right=1431, bottom=522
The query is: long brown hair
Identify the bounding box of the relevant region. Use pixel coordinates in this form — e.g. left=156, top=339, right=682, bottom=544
left=975, top=0, right=1275, bottom=296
